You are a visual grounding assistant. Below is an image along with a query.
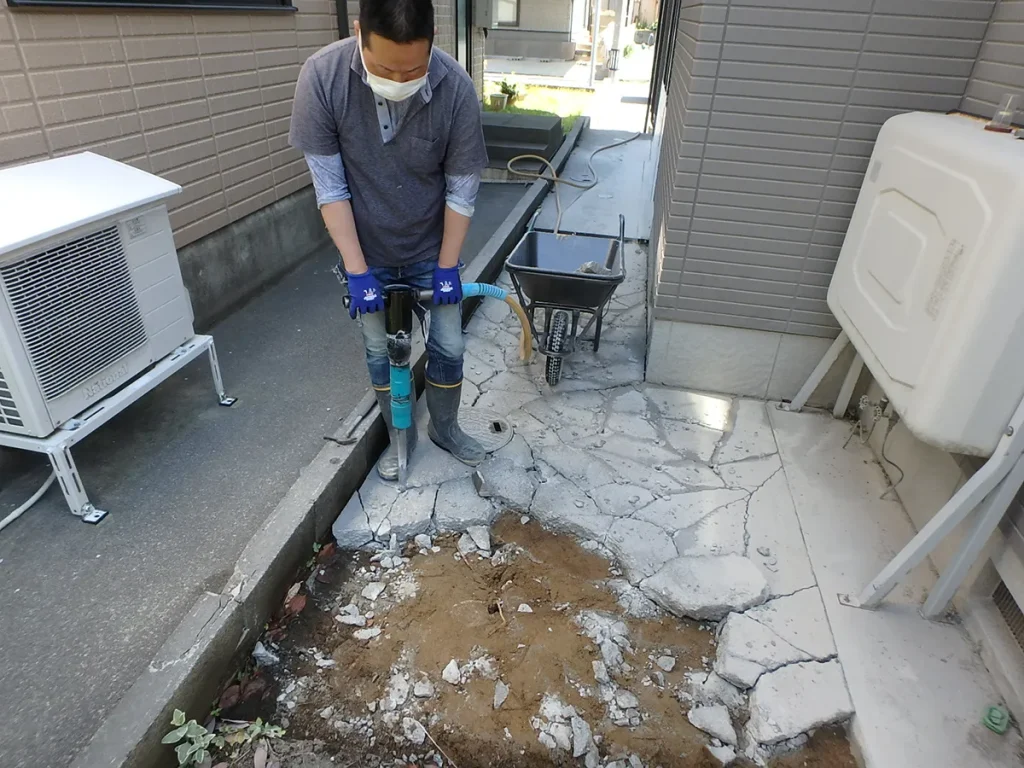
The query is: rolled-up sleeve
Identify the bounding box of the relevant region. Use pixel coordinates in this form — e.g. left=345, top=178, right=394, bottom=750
left=305, top=153, right=351, bottom=207
left=445, top=172, right=481, bottom=217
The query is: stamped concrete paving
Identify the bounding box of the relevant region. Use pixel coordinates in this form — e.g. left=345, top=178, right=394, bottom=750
left=334, top=242, right=855, bottom=763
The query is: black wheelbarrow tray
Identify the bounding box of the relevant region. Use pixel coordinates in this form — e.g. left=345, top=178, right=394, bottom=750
left=505, top=215, right=626, bottom=385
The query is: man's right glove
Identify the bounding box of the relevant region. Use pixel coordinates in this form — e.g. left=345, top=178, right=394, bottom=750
left=346, top=270, right=384, bottom=319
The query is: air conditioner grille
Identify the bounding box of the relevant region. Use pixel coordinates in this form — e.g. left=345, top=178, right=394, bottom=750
left=993, top=580, right=1024, bottom=654
left=0, top=365, right=22, bottom=427
left=1, top=226, right=147, bottom=401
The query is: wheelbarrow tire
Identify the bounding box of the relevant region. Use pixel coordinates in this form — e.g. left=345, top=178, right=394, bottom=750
left=545, top=310, right=570, bottom=386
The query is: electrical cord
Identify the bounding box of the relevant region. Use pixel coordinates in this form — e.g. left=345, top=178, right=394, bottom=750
left=506, top=131, right=643, bottom=234
left=0, top=471, right=56, bottom=533
left=880, top=421, right=906, bottom=501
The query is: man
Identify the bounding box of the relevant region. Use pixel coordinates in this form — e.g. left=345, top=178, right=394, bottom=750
left=289, top=0, right=488, bottom=481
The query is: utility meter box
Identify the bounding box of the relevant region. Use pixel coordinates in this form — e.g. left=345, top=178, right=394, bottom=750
left=828, top=112, right=1024, bottom=456
left=473, top=0, right=493, bottom=28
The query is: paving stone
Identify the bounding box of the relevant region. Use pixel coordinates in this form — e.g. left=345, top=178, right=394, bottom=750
left=435, top=476, right=496, bottom=530
left=583, top=434, right=680, bottom=466
left=746, top=471, right=817, bottom=598
left=688, top=704, right=737, bottom=746
left=476, top=390, right=541, bottom=417
left=645, top=387, right=732, bottom=431
left=635, top=488, right=748, bottom=532
left=611, top=388, right=648, bottom=414
left=604, top=517, right=678, bottom=582
left=605, top=412, right=659, bottom=441
left=591, top=483, right=655, bottom=517
left=673, top=499, right=747, bottom=558
left=333, top=493, right=374, bottom=549
left=714, top=612, right=811, bottom=689
left=387, top=486, right=437, bottom=539
left=403, top=429, right=473, bottom=489
left=683, top=671, right=746, bottom=713
left=717, top=454, right=782, bottom=491
left=463, top=350, right=502, bottom=388
left=475, top=456, right=536, bottom=510
left=491, top=433, right=535, bottom=468
left=640, top=555, right=770, bottom=620
left=717, top=400, right=777, bottom=464
left=532, top=474, right=615, bottom=541
left=536, top=443, right=613, bottom=489
left=746, top=660, right=854, bottom=746
left=593, top=452, right=686, bottom=494
left=662, top=461, right=726, bottom=490
left=744, top=588, right=836, bottom=661
left=664, top=420, right=723, bottom=463
left=481, top=370, right=543, bottom=395
left=465, top=335, right=507, bottom=374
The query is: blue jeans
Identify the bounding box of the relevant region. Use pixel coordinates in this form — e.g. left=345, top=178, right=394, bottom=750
left=356, top=258, right=464, bottom=389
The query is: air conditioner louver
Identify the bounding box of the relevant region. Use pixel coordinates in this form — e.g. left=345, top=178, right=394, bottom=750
left=0, top=365, right=22, bottom=427
left=0, top=226, right=148, bottom=402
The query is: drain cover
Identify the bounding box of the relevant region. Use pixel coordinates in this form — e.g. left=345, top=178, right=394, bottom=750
left=461, top=408, right=515, bottom=453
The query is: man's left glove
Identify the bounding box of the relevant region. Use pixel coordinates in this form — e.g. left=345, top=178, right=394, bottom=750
left=432, top=264, right=463, bottom=305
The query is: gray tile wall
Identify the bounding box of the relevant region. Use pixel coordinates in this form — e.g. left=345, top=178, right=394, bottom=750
left=962, top=0, right=1024, bottom=115
left=652, top=0, right=997, bottom=338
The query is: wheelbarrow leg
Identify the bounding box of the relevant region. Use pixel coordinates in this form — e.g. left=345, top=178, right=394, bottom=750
left=594, top=308, right=604, bottom=352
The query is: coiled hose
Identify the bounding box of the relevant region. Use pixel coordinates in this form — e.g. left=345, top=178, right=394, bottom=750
left=419, top=283, right=533, bottom=362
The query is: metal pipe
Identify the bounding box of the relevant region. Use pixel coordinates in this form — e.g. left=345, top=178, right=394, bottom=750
left=588, top=0, right=601, bottom=87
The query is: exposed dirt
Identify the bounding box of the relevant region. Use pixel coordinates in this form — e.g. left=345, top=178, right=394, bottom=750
left=216, top=516, right=855, bottom=768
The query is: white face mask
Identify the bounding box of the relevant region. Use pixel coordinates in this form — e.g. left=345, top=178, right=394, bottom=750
left=359, top=35, right=429, bottom=103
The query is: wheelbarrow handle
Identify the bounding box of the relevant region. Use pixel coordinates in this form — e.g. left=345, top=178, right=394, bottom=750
left=604, top=214, right=627, bottom=273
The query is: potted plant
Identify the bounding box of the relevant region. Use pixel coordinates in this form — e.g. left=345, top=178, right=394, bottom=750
left=500, top=77, right=521, bottom=107
left=489, top=92, right=509, bottom=110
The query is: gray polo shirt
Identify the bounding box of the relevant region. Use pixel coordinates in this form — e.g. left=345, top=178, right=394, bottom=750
left=289, top=37, right=488, bottom=268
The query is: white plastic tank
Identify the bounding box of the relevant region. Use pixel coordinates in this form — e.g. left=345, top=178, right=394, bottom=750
left=828, top=111, right=1024, bottom=457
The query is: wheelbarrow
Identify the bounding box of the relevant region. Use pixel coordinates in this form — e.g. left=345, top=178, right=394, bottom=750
left=505, top=215, right=626, bottom=385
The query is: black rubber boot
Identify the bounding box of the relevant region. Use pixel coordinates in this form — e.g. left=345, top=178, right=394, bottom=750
left=374, top=388, right=418, bottom=481
left=426, top=381, right=485, bottom=466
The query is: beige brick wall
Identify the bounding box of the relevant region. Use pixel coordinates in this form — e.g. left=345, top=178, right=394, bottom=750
left=0, top=1, right=337, bottom=249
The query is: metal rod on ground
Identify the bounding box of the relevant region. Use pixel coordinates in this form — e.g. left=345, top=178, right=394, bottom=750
left=384, top=285, right=416, bottom=487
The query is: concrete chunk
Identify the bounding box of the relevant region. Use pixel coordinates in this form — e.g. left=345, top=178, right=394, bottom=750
left=744, top=588, right=836, bottom=661
left=436, top=476, right=495, bottom=531
left=333, top=494, right=374, bottom=549
left=571, top=716, right=593, bottom=757
left=714, top=612, right=811, bottom=689
left=605, top=517, right=678, bottom=582
left=634, top=488, right=747, bottom=532
left=401, top=717, right=427, bottom=746
left=683, top=671, right=745, bottom=714
left=688, top=704, right=737, bottom=746
left=386, top=486, right=436, bottom=539
left=707, top=744, right=737, bottom=766
left=474, top=456, right=536, bottom=510
left=442, top=659, right=461, bottom=685
left=640, top=555, right=769, bottom=620
left=493, top=680, right=510, bottom=709
left=467, top=525, right=491, bottom=552
left=747, top=660, right=854, bottom=745
left=361, top=582, right=386, bottom=601
left=672, top=499, right=747, bottom=558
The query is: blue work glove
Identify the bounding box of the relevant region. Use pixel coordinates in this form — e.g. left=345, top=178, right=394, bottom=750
left=346, top=270, right=384, bottom=319
left=433, top=264, right=463, bottom=305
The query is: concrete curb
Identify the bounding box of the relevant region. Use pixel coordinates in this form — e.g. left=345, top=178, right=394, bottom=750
left=71, top=118, right=588, bottom=768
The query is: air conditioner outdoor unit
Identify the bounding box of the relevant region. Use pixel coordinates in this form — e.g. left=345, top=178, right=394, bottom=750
left=0, top=152, right=233, bottom=523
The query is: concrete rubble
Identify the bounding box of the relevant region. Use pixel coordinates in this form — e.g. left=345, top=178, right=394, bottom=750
left=329, top=263, right=855, bottom=762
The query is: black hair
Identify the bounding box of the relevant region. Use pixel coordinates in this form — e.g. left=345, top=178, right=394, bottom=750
left=359, top=0, right=435, bottom=45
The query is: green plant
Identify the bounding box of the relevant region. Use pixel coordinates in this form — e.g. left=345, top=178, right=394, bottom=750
left=220, top=718, right=287, bottom=757
left=499, top=77, right=521, bottom=103
left=624, top=44, right=635, bottom=58
left=163, top=710, right=225, bottom=767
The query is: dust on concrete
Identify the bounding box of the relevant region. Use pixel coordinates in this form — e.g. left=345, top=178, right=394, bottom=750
left=221, top=515, right=855, bottom=768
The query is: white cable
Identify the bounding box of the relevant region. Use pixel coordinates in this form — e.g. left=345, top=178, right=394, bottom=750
left=0, top=472, right=56, bottom=533
left=506, top=131, right=642, bottom=234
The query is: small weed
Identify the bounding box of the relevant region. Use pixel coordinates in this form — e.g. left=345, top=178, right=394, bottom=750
left=624, top=44, right=635, bottom=58
left=163, top=710, right=225, bottom=767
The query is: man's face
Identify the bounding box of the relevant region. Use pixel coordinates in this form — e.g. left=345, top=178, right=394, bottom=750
left=358, top=27, right=431, bottom=83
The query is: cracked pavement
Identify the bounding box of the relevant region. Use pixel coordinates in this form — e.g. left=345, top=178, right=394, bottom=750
left=333, top=242, right=856, bottom=760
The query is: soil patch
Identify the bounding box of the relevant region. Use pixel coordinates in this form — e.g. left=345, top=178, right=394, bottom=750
left=213, top=515, right=854, bottom=768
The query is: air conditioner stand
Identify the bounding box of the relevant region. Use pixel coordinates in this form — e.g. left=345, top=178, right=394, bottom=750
left=783, top=331, right=1024, bottom=620
left=0, top=335, right=234, bottom=524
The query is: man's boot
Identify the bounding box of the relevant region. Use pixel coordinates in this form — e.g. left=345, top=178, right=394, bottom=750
left=374, top=388, right=418, bottom=481
left=426, top=380, right=485, bottom=466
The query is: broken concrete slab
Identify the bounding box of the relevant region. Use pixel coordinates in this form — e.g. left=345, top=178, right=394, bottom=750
left=745, top=471, right=817, bottom=598
left=570, top=716, right=593, bottom=757
left=401, top=717, right=427, bottom=745
left=531, top=474, right=614, bottom=541
left=591, top=483, right=655, bottom=518
left=605, top=412, right=659, bottom=441
left=688, top=704, right=737, bottom=746
left=386, top=486, right=437, bottom=539
left=535, top=443, right=614, bottom=489
left=640, top=555, right=770, bottom=620
left=718, top=454, right=782, bottom=491
left=594, top=453, right=687, bottom=494
left=474, top=456, right=536, bottom=511
left=480, top=370, right=544, bottom=396
left=713, top=612, right=812, bottom=689
left=707, top=744, right=737, bottom=766
left=362, top=582, right=386, bottom=601
left=744, top=588, right=836, bottom=661
left=333, top=494, right=374, bottom=549
left=467, top=525, right=491, bottom=552
left=717, top=400, right=777, bottom=464
left=605, top=579, right=662, bottom=619
left=583, top=434, right=680, bottom=466
left=475, top=390, right=541, bottom=416
left=673, top=499, right=747, bottom=558
left=494, top=680, right=510, bottom=709
left=634, top=488, right=747, bottom=532
left=604, top=517, right=678, bottom=582
left=435, top=476, right=496, bottom=531
left=610, top=388, right=648, bottom=415
left=645, top=387, right=732, bottom=431
left=663, top=420, right=723, bottom=463
left=746, top=660, right=854, bottom=746
left=491, top=433, right=535, bottom=469
left=683, top=671, right=746, bottom=714
left=662, top=461, right=726, bottom=490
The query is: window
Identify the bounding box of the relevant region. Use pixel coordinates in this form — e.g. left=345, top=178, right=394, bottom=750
left=6, top=0, right=294, bottom=11
left=496, top=0, right=519, bottom=27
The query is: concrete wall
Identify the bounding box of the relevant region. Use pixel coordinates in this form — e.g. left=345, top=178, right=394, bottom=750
left=962, top=0, right=1024, bottom=116
left=0, top=1, right=338, bottom=250
left=646, top=0, right=995, bottom=399
left=485, top=0, right=575, bottom=59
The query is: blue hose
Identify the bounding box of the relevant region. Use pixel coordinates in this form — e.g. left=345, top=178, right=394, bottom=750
left=463, top=282, right=508, bottom=301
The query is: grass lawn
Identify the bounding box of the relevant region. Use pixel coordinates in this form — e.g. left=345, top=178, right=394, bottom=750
left=483, top=84, right=592, bottom=135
